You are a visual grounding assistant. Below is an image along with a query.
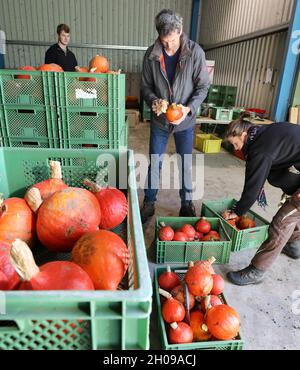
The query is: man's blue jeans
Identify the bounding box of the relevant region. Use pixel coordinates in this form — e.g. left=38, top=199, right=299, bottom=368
left=144, top=123, right=194, bottom=204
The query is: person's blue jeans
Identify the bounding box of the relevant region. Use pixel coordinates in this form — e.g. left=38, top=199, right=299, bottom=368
left=144, top=123, right=194, bottom=204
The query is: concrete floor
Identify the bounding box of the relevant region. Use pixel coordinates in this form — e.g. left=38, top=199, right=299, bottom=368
left=129, top=121, right=300, bottom=350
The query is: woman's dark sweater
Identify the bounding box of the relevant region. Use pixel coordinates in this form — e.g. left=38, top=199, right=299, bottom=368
left=234, top=122, right=300, bottom=216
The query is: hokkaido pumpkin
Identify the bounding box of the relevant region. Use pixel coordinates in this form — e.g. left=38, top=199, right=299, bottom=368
left=168, top=322, right=193, bottom=344
left=89, top=55, right=109, bottom=73
left=10, top=239, right=94, bottom=290
left=185, top=260, right=214, bottom=297
left=190, top=311, right=211, bottom=341
left=0, top=240, right=20, bottom=290
left=158, top=266, right=180, bottom=292
left=72, top=230, right=129, bottom=290
left=37, top=187, right=101, bottom=252
left=24, top=160, right=68, bottom=212
left=75, top=66, right=89, bottom=81
left=166, top=103, right=183, bottom=123
left=0, top=196, right=35, bottom=246
left=159, top=288, right=185, bottom=323
left=83, top=179, right=127, bottom=230
left=38, top=64, right=64, bottom=72
left=206, top=304, right=241, bottom=340
left=16, top=66, right=36, bottom=79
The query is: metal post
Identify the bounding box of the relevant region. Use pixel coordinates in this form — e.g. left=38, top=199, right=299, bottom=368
left=0, top=30, right=5, bottom=68
left=190, top=0, right=201, bottom=42
left=272, top=0, right=300, bottom=122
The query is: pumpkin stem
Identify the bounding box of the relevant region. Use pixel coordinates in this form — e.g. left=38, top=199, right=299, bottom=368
left=49, top=160, right=63, bottom=179
left=204, top=295, right=212, bottom=311
left=0, top=194, right=5, bottom=214
left=159, top=222, right=166, bottom=228
left=83, top=178, right=102, bottom=193
left=159, top=288, right=172, bottom=299
left=188, top=261, right=194, bottom=268
left=166, top=265, right=171, bottom=273
left=25, top=187, right=43, bottom=213
left=170, top=322, right=178, bottom=330
left=89, top=67, right=97, bottom=73
left=10, top=239, right=40, bottom=281
left=208, top=257, right=216, bottom=265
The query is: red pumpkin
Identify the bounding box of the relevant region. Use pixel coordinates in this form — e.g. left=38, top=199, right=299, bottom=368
left=211, top=274, right=225, bottom=296
left=206, top=230, right=220, bottom=240
left=195, top=218, right=211, bottom=234
left=159, top=223, right=174, bottom=241
left=190, top=311, right=211, bottom=341
left=16, top=66, right=36, bottom=79
left=194, top=257, right=216, bottom=275
left=24, top=160, right=68, bottom=212
left=75, top=66, right=89, bottom=81
left=0, top=196, right=35, bottom=246
left=83, top=179, right=127, bottom=230
left=72, top=230, right=129, bottom=290
left=185, top=262, right=213, bottom=297
left=168, top=322, right=193, bottom=344
left=178, top=224, right=196, bottom=241
left=10, top=239, right=94, bottom=290
left=237, top=216, right=256, bottom=230
left=89, top=55, right=109, bottom=73
left=206, top=305, right=241, bottom=340
left=38, top=64, right=64, bottom=72
left=201, top=234, right=219, bottom=242
left=200, top=295, right=223, bottom=312
left=171, top=285, right=195, bottom=310
left=173, top=232, right=188, bottom=242
left=161, top=295, right=185, bottom=324
left=194, top=231, right=204, bottom=240
left=0, top=241, right=20, bottom=290
left=37, top=188, right=101, bottom=252
left=158, top=266, right=181, bottom=292
left=166, top=103, right=183, bottom=123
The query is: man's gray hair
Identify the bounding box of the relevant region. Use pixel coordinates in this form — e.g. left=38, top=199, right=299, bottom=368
left=155, top=9, right=183, bottom=37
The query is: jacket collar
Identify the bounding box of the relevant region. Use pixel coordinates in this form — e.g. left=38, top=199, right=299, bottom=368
left=148, top=33, right=192, bottom=62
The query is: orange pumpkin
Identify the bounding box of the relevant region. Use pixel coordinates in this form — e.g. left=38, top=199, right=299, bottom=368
left=206, top=305, right=241, bottom=340
left=36, top=188, right=101, bottom=252
left=72, top=230, right=129, bottom=290
left=190, top=311, right=212, bottom=341
left=16, top=66, right=36, bottom=79
left=38, top=64, right=64, bottom=72
left=166, top=103, right=183, bottom=123
left=0, top=196, right=35, bottom=246
left=89, top=55, right=109, bottom=73
left=75, top=66, right=89, bottom=81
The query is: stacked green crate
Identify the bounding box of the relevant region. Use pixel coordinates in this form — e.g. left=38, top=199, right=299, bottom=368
left=56, top=72, right=127, bottom=149
left=0, top=70, right=58, bottom=148
left=219, top=86, right=237, bottom=107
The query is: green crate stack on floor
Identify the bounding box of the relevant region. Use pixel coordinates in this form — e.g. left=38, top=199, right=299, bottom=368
left=0, top=69, right=59, bottom=148
left=55, top=71, right=127, bottom=149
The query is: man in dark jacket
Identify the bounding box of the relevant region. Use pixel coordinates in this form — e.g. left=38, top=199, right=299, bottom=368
left=222, top=118, right=300, bottom=286
left=140, top=9, right=210, bottom=223
left=45, top=24, right=77, bottom=71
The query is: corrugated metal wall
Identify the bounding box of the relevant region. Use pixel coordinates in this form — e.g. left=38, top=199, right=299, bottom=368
left=199, top=0, right=295, bottom=45
left=199, top=0, right=295, bottom=116
left=0, top=0, right=192, bottom=73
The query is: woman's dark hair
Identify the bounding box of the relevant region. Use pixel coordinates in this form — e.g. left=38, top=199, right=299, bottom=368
left=57, top=24, right=70, bottom=35
left=224, top=112, right=254, bottom=140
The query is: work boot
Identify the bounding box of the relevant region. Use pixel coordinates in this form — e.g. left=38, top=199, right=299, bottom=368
left=179, top=201, right=196, bottom=217
left=140, top=201, right=155, bottom=224
left=227, top=264, right=265, bottom=286
left=282, top=241, right=300, bottom=259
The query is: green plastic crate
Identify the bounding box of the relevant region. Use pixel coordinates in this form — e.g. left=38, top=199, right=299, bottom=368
left=0, top=148, right=152, bottom=350
left=0, top=105, right=59, bottom=148
left=57, top=107, right=127, bottom=149
left=55, top=72, right=125, bottom=109
left=154, top=265, right=244, bottom=350
left=194, top=133, right=222, bottom=153
left=0, top=69, right=56, bottom=106
left=201, top=198, right=269, bottom=252
left=155, top=217, right=231, bottom=264
left=211, top=107, right=233, bottom=121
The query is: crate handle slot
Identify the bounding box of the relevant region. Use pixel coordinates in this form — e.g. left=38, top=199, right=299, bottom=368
left=0, top=320, right=33, bottom=333
left=80, top=112, right=97, bottom=117
left=17, top=109, right=35, bottom=114
left=248, top=229, right=260, bottom=234
left=21, top=141, right=40, bottom=147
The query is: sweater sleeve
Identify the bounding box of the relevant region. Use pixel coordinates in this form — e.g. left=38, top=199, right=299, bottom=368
left=187, top=47, right=211, bottom=115
left=233, top=152, right=273, bottom=216
left=141, top=51, right=160, bottom=108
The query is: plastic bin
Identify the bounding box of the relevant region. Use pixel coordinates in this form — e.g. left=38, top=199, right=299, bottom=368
left=0, top=69, right=56, bottom=106
left=154, top=265, right=244, bottom=350
left=55, top=72, right=125, bottom=109
left=194, top=133, right=222, bottom=153
left=211, top=107, right=233, bottom=121
left=0, top=148, right=152, bottom=350
left=155, top=217, right=231, bottom=264
left=201, top=198, right=269, bottom=252
left=0, top=105, right=59, bottom=148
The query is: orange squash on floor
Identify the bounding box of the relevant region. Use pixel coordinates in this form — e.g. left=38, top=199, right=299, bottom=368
left=0, top=196, right=35, bottom=246
left=72, top=230, right=129, bottom=290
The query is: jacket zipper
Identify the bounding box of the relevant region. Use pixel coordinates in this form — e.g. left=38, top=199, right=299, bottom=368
left=159, top=59, right=174, bottom=104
